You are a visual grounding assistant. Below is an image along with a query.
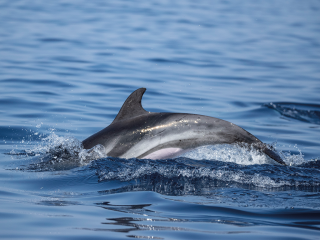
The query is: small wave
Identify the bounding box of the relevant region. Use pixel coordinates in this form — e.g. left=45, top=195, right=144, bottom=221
left=95, top=158, right=320, bottom=189
left=264, top=102, right=320, bottom=124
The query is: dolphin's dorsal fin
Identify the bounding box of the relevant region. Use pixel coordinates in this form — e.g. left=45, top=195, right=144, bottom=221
left=112, top=88, right=148, bottom=123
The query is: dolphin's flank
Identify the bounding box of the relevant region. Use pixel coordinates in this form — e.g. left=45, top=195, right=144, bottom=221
left=82, top=88, right=286, bottom=165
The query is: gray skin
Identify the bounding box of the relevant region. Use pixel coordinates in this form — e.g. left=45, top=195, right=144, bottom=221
left=82, top=88, right=286, bottom=165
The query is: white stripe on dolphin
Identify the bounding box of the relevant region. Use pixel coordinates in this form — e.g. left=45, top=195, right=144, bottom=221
left=82, top=88, right=286, bottom=165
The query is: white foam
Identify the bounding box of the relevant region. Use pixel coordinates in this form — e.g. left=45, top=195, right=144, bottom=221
left=26, top=133, right=108, bottom=166
left=178, top=144, right=275, bottom=165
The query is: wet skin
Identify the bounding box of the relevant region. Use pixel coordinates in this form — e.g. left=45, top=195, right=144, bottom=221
left=82, top=88, right=286, bottom=165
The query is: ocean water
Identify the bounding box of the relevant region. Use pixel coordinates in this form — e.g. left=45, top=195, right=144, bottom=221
left=1, top=0, right=320, bottom=239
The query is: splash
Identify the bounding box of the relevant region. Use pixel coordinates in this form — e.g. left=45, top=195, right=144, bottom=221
left=277, top=144, right=305, bottom=166
left=178, top=144, right=274, bottom=165
left=8, top=132, right=319, bottom=190
left=21, top=133, right=107, bottom=170
left=11, top=132, right=312, bottom=188
left=25, top=137, right=296, bottom=168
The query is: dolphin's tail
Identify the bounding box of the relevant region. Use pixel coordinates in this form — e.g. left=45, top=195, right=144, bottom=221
left=263, top=147, right=286, bottom=166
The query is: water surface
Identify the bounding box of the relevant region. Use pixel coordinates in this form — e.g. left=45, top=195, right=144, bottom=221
left=1, top=1, right=320, bottom=239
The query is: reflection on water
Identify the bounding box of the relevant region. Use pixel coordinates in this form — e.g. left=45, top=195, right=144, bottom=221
left=89, top=195, right=320, bottom=237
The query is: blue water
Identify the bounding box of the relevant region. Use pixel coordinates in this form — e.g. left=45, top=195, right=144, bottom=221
left=1, top=1, right=320, bottom=239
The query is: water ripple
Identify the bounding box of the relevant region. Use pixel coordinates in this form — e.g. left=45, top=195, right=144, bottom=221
left=265, top=102, right=320, bottom=124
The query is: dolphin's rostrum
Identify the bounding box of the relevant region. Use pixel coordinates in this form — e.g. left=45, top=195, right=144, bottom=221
left=82, top=88, right=286, bottom=165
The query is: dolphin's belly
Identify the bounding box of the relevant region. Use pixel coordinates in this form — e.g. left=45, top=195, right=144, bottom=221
left=141, top=147, right=190, bottom=160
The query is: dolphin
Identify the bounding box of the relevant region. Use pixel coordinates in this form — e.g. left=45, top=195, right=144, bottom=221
left=82, top=88, right=286, bottom=165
